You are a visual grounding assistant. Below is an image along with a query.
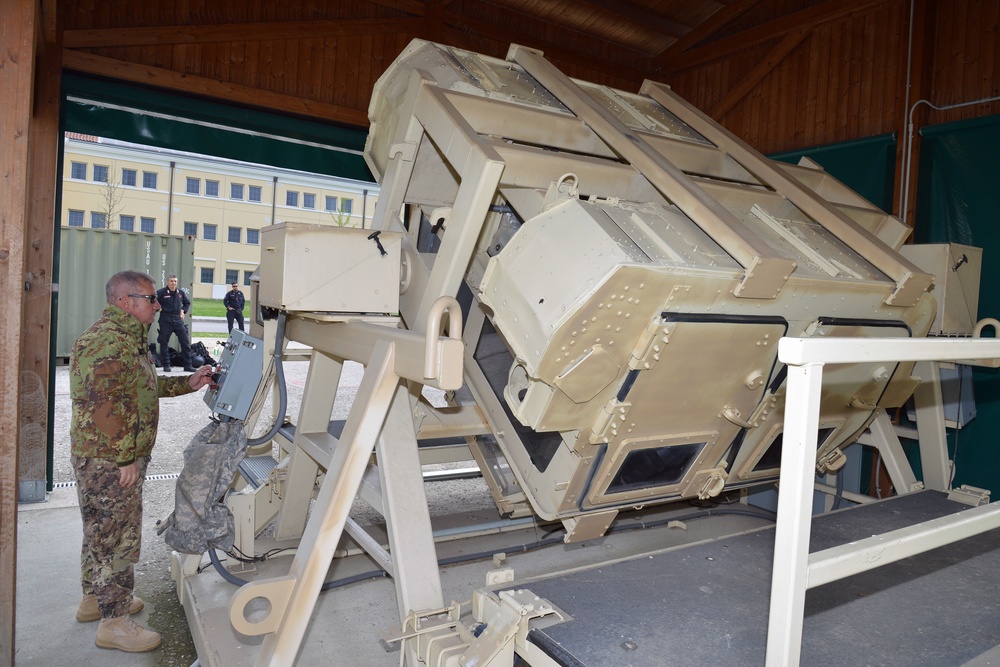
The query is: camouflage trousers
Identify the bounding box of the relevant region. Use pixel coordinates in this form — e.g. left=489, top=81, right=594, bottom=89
left=72, top=455, right=148, bottom=619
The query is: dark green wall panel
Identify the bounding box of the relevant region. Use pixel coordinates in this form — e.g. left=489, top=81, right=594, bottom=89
left=62, top=73, right=374, bottom=182
left=914, top=114, right=1000, bottom=492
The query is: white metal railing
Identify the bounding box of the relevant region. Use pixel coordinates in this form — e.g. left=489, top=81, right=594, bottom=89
left=766, top=336, right=1000, bottom=667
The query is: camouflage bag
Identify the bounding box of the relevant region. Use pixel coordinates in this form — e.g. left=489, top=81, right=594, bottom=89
left=157, top=419, right=248, bottom=554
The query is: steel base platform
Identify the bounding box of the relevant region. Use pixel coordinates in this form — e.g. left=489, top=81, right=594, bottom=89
left=516, top=490, right=1000, bottom=667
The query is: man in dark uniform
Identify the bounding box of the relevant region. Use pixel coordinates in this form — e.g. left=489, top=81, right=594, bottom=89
left=223, top=281, right=246, bottom=333
left=155, top=274, right=195, bottom=372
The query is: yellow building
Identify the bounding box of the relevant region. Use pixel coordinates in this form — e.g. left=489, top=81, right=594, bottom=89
left=62, top=133, right=379, bottom=298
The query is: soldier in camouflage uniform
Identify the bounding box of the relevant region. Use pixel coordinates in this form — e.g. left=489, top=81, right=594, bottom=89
left=70, top=270, right=212, bottom=653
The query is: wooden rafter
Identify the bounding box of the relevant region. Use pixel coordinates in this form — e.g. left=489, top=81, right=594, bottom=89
left=64, top=17, right=421, bottom=49
left=442, top=11, right=653, bottom=82
left=361, top=0, right=426, bottom=15
left=62, top=50, right=370, bottom=128
left=660, top=0, right=762, bottom=60
left=708, top=27, right=811, bottom=119
left=582, top=0, right=692, bottom=38
left=663, top=0, right=892, bottom=74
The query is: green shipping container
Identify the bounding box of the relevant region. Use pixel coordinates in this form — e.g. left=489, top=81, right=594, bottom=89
left=57, top=228, right=195, bottom=359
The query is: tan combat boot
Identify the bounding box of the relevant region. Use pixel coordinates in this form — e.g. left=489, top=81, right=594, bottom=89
left=95, top=616, right=162, bottom=652
left=76, top=593, right=145, bottom=622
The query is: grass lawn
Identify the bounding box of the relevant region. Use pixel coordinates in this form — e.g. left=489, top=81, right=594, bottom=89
left=191, top=297, right=227, bottom=317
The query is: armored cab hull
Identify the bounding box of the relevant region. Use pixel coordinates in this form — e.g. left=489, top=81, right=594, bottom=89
left=365, top=40, right=936, bottom=526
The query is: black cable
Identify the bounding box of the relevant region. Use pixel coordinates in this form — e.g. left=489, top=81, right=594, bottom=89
left=247, top=312, right=287, bottom=446
left=831, top=467, right=846, bottom=511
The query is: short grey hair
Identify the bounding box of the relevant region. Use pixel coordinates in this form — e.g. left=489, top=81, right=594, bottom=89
left=106, top=271, right=154, bottom=304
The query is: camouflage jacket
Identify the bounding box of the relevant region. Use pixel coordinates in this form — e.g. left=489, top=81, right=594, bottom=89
left=70, top=303, right=195, bottom=465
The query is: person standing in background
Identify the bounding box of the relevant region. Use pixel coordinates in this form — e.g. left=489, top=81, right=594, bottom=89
left=223, top=281, right=246, bottom=333
left=71, top=270, right=212, bottom=652
left=155, top=274, right=195, bottom=372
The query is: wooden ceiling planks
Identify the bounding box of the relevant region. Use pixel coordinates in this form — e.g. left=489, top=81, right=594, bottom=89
left=54, top=0, right=1000, bottom=149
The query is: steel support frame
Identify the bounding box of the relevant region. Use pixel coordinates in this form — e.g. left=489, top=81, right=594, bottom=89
left=226, top=298, right=463, bottom=666
left=766, top=336, right=1000, bottom=667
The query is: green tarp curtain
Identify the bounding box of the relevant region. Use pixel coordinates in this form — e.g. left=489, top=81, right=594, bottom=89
left=914, top=113, right=1000, bottom=492
left=62, top=73, right=374, bottom=182
left=770, top=133, right=897, bottom=212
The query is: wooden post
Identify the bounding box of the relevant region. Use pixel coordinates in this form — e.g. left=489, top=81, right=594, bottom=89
left=21, top=2, right=61, bottom=503
left=0, top=0, right=39, bottom=664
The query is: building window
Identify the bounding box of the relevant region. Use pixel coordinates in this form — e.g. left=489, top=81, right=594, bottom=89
left=183, top=222, right=198, bottom=237
left=249, top=185, right=262, bottom=202
left=228, top=227, right=242, bottom=243
left=90, top=212, right=107, bottom=229
left=204, top=223, right=218, bottom=241
left=186, top=177, right=200, bottom=195
left=225, top=269, right=239, bottom=284
left=119, top=215, right=135, bottom=232
left=93, top=165, right=109, bottom=183
left=200, top=267, right=214, bottom=284
left=68, top=210, right=84, bottom=227
left=303, top=193, right=315, bottom=209
left=121, top=168, right=137, bottom=186
left=286, top=191, right=299, bottom=207
left=70, top=162, right=87, bottom=180
left=206, top=180, right=220, bottom=197
left=140, top=217, right=155, bottom=234
left=341, top=198, right=353, bottom=214
left=246, top=229, right=260, bottom=245
left=231, top=183, right=244, bottom=200
left=243, top=270, right=253, bottom=285
left=142, top=171, right=158, bottom=189
left=325, top=196, right=337, bottom=212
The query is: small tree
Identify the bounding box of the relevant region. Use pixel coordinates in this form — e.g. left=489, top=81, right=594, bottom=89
left=328, top=209, right=352, bottom=227
left=97, top=163, right=126, bottom=229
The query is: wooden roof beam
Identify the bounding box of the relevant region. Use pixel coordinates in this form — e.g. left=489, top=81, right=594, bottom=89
left=582, top=0, right=693, bottom=38
left=360, top=0, right=426, bottom=15
left=62, top=50, right=370, bottom=128
left=708, top=27, right=811, bottom=119
left=442, top=12, right=653, bottom=83
left=661, top=0, right=891, bottom=74
left=660, top=0, right=762, bottom=60
left=64, top=17, right=421, bottom=48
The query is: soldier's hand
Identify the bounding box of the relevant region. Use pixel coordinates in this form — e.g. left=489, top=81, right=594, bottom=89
left=119, top=462, right=140, bottom=488
left=187, top=365, right=214, bottom=390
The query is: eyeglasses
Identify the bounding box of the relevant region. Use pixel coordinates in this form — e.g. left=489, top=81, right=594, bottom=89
left=127, top=294, right=158, bottom=304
